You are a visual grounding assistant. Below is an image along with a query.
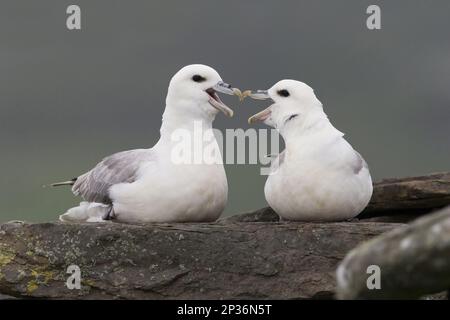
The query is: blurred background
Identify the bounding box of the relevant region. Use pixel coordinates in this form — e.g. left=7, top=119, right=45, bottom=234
left=1, top=0, right=449, bottom=222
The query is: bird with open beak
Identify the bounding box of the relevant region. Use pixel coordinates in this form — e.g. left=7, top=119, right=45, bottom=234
left=55, top=64, right=244, bottom=223
left=247, top=80, right=373, bottom=221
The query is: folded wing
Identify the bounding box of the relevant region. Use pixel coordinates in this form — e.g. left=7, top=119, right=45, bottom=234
left=72, top=149, right=155, bottom=204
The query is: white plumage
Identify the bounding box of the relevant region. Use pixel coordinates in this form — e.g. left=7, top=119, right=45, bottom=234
left=248, top=80, right=373, bottom=221
left=57, top=64, right=236, bottom=223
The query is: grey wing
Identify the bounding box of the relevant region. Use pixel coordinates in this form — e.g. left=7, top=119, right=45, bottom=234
left=352, top=151, right=369, bottom=175
left=72, top=149, right=155, bottom=204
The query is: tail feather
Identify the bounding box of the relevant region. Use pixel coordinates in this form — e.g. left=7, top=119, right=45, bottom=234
left=51, top=178, right=77, bottom=187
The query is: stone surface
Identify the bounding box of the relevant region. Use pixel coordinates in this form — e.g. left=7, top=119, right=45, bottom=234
left=359, top=172, right=450, bottom=219
left=0, top=220, right=399, bottom=299
left=220, top=207, right=280, bottom=223
left=336, top=205, right=450, bottom=299
left=1, top=172, right=449, bottom=299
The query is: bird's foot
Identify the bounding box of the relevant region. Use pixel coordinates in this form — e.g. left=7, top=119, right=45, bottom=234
left=102, top=206, right=116, bottom=220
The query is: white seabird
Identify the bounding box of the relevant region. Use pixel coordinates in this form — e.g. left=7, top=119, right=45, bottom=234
left=248, top=80, right=373, bottom=221
left=54, top=64, right=240, bottom=223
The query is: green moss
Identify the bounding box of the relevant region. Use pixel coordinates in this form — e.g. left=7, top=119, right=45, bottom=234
left=82, top=279, right=96, bottom=287
left=0, top=247, right=16, bottom=268
left=27, top=280, right=39, bottom=294
left=0, top=246, right=16, bottom=283
left=25, top=268, right=54, bottom=294
left=31, top=269, right=54, bottom=283
left=0, top=251, right=15, bottom=267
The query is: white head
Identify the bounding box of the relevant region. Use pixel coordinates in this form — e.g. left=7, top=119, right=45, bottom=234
left=166, top=64, right=239, bottom=119
left=248, top=79, right=323, bottom=135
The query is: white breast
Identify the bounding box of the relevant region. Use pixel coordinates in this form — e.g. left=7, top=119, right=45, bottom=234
left=110, top=161, right=228, bottom=223
left=265, top=137, right=373, bottom=221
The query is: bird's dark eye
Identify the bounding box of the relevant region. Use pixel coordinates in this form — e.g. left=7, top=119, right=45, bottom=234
left=192, top=75, right=206, bottom=82
left=286, top=114, right=299, bottom=122
left=277, top=89, right=290, bottom=97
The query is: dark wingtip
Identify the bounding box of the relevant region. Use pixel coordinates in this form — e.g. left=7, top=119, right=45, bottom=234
left=51, top=177, right=77, bottom=187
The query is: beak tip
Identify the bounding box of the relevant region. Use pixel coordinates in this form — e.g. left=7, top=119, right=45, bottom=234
left=248, top=108, right=271, bottom=125
left=232, top=88, right=241, bottom=94
left=232, top=89, right=253, bottom=102
left=242, top=90, right=252, bottom=101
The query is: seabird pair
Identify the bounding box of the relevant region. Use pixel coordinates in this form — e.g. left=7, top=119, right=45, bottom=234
left=53, top=64, right=373, bottom=223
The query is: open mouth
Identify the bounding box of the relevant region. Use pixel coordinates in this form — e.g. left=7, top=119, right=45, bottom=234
left=206, top=88, right=222, bottom=103
left=206, top=88, right=234, bottom=117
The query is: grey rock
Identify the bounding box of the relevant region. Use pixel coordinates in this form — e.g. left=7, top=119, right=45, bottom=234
left=0, top=220, right=398, bottom=299
left=219, top=207, right=279, bottom=223
left=336, top=205, right=450, bottom=299
left=360, top=172, right=450, bottom=220
left=1, top=172, right=449, bottom=299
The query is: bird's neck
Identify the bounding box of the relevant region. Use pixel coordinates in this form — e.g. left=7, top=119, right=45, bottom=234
left=282, top=108, right=342, bottom=147
left=158, top=103, right=215, bottom=142
left=155, top=103, right=223, bottom=165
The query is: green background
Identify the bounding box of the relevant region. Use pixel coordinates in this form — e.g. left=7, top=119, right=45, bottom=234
left=1, top=0, right=449, bottom=222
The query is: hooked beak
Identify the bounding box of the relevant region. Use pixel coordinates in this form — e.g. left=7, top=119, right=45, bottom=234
left=249, top=90, right=271, bottom=101
left=207, top=81, right=241, bottom=117
left=247, top=89, right=273, bottom=124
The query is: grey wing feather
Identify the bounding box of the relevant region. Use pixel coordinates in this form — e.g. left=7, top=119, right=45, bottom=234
left=72, top=149, right=155, bottom=204
left=352, top=151, right=369, bottom=174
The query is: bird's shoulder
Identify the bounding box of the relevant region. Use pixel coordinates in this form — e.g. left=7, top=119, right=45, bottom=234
left=322, top=137, right=369, bottom=175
